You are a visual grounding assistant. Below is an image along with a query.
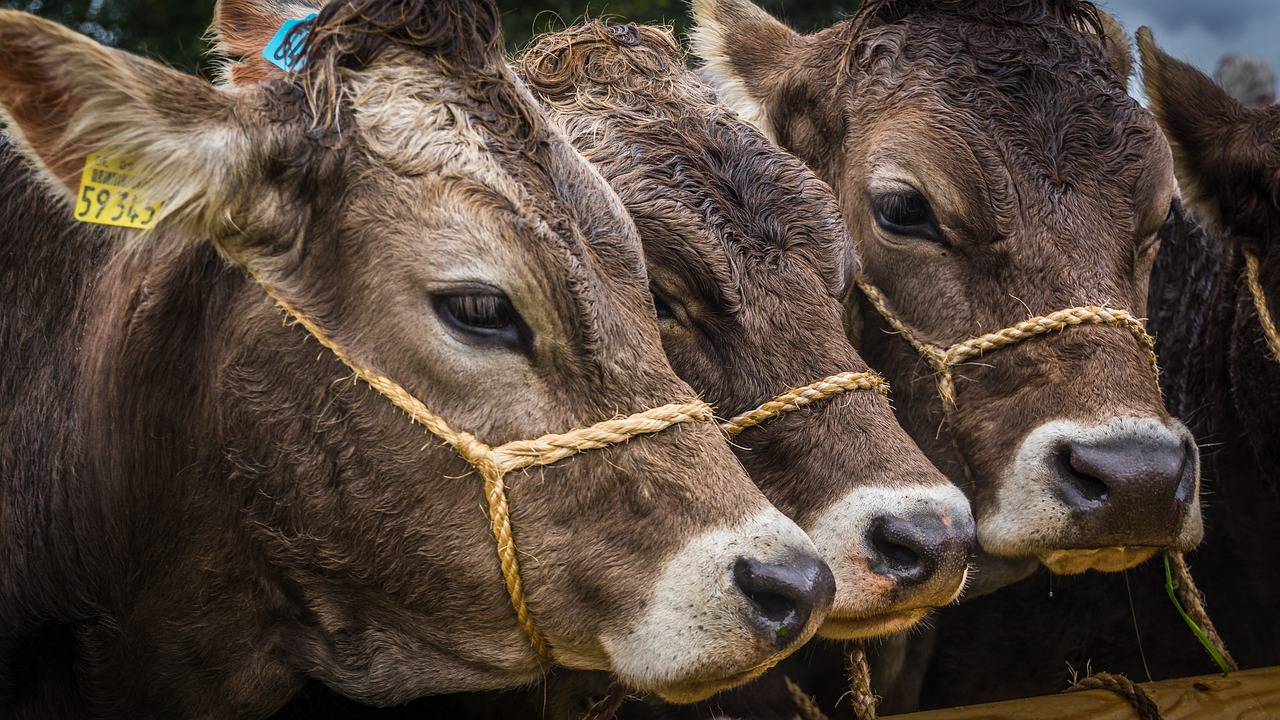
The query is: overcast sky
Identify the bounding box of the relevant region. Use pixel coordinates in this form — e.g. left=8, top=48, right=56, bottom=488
left=1099, top=0, right=1280, bottom=83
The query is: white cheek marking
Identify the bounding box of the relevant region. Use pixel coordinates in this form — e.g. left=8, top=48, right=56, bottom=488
left=600, top=507, right=819, bottom=694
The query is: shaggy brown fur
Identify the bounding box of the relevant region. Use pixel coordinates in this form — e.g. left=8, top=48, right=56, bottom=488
left=0, top=1, right=824, bottom=717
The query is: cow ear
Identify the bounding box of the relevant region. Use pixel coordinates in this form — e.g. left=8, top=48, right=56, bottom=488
left=1139, top=26, right=1280, bottom=234
left=690, top=0, right=847, bottom=166
left=213, top=0, right=325, bottom=86
left=0, top=10, right=271, bottom=239
left=1092, top=11, right=1133, bottom=82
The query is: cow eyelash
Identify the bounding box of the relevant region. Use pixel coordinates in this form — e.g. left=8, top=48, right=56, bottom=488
left=872, top=190, right=947, bottom=245
left=435, top=292, right=531, bottom=354
left=651, top=289, right=676, bottom=321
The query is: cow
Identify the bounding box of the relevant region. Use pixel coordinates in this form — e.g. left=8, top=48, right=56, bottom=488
left=690, top=0, right=1204, bottom=712
left=0, top=0, right=837, bottom=717
left=892, top=27, right=1280, bottom=709
left=209, top=10, right=976, bottom=719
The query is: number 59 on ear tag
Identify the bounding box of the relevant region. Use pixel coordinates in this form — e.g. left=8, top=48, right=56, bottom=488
left=74, top=153, right=164, bottom=230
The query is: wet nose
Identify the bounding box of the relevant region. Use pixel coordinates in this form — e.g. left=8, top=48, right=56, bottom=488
left=1051, top=434, right=1197, bottom=543
left=867, top=511, right=974, bottom=592
left=733, top=556, right=835, bottom=649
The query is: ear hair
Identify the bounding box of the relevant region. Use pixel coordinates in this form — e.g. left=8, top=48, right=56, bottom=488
left=1089, top=11, right=1134, bottom=82
left=0, top=10, right=271, bottom=245
left=1138, top=26, right=1280, bottom=234
left=211, top=0, right=323, bottom=85
left=689, top=0, right=796, bottom=143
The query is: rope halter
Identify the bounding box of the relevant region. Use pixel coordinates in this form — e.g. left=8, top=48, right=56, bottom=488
left=252, top=277, right=713, bottom=661
left=855, top=279, right=1161, bottom=408
left=1244, top=249, right=1280, bottom=364
left=719, top=371, right=889, bottom=439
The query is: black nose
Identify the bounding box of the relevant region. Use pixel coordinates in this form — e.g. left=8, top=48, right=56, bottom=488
left=867, top=511, right=974, bottom=593
left=1051, top=434, right=1197, bottom=544
left=733, top=556, right=835, bottom=649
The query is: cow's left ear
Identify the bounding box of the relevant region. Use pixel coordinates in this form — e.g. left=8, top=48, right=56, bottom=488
left=0, top=10, right=271, bottom=238
left=1139, top=26, right=1280, bottom=234
left=1093, top=11, right=1133, bottom=82
left=212, top=0, right=324, bottom=85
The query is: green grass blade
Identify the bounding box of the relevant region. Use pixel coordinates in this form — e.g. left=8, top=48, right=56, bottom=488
left=1163, top=552, right=1231, bottom=676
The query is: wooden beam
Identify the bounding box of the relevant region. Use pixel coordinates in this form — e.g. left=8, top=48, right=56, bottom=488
left=882, top=666, right=1280, bottom=719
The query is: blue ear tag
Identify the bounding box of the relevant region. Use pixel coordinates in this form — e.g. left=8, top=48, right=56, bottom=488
left=263, top=13, right=318, bottom=72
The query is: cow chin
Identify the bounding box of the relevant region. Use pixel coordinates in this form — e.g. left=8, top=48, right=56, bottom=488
left=600, top=507, right=831, bottom=702
left=1038, top=547, right=1160, bottom=574
left=977, top=416, right=1205, bottom=574
left=818, top=607, right=933, bottom=640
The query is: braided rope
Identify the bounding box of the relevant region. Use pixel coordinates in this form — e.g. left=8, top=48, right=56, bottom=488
left=856, top=280, right=1160, bottom=407
left=1244, top=250, right=1280, bottom=364
left=719, top=371, right=889, bottom=439
left=847, top=644, right=878, bottom=720
left=783, top=676, right=831, bottom=720
left=580, top=681, right=630, bottom=720
left=1168, top=553, right=1238, bottom=672
left=251, top=277, right=714, bottom=660
left=1065, top=672, right=1162, bottom=720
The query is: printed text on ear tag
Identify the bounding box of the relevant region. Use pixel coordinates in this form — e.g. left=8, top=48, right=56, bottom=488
left=263, top=14, right=318, bottom=72
left=74, top=153, right=164, bottom=230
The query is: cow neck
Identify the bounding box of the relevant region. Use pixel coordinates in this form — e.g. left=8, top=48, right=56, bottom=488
left=1244, top=250, right=1280, bottom=364
left=246, top=270, right=714, bottom=662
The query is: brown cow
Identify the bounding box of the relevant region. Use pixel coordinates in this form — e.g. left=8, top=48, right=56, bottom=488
left=0, top=1, right=836, bottom=717
left=692, top=0, right=1202, bottom=588
left=886, top=28, right=1280, bottom=709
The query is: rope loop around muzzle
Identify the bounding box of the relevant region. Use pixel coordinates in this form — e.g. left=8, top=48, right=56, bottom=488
left=719, top=371, right=889, bottom=439
left=253, top=278, right=715, bottom=661
left=855, top=280, right=1161, bottom=407
left=1244, top=250, right=1280, bottom=364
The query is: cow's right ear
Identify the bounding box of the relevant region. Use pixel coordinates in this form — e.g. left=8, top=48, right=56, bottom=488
left=690, top=0, right=847, bottom=167
left=0, top=10, right=277, bottom=250
left=213, top=0, right=325, bottom=86
left=1139, top=26, right=1280, bottom=234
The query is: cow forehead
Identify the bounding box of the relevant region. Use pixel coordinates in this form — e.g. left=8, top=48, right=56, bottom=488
left=344, top=60, right=650, bottom=292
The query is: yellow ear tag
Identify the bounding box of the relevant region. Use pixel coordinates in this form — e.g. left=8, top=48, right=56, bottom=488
left=74, top=153, right=164, bottom=230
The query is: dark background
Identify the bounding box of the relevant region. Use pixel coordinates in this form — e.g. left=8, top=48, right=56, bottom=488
left=3, top=0, right=860, bottom=78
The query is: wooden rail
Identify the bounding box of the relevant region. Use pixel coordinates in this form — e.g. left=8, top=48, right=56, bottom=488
left=882, top=666, right=1280, bottom=719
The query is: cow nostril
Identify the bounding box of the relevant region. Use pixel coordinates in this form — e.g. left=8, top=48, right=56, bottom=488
left=732, top=556, right=833, bottom=648
left=866, top=515, right=938, bottom=588
left=870, top=519, right=924, bottom=573
left=1055, top=443, right=1110, bottom=506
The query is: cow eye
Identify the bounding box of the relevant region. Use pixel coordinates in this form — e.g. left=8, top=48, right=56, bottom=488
left=873, top=190, right=945, bottom=244
left=651, top=289, right=676, bottom=321
left=435, top=292, right=530, bottom=352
